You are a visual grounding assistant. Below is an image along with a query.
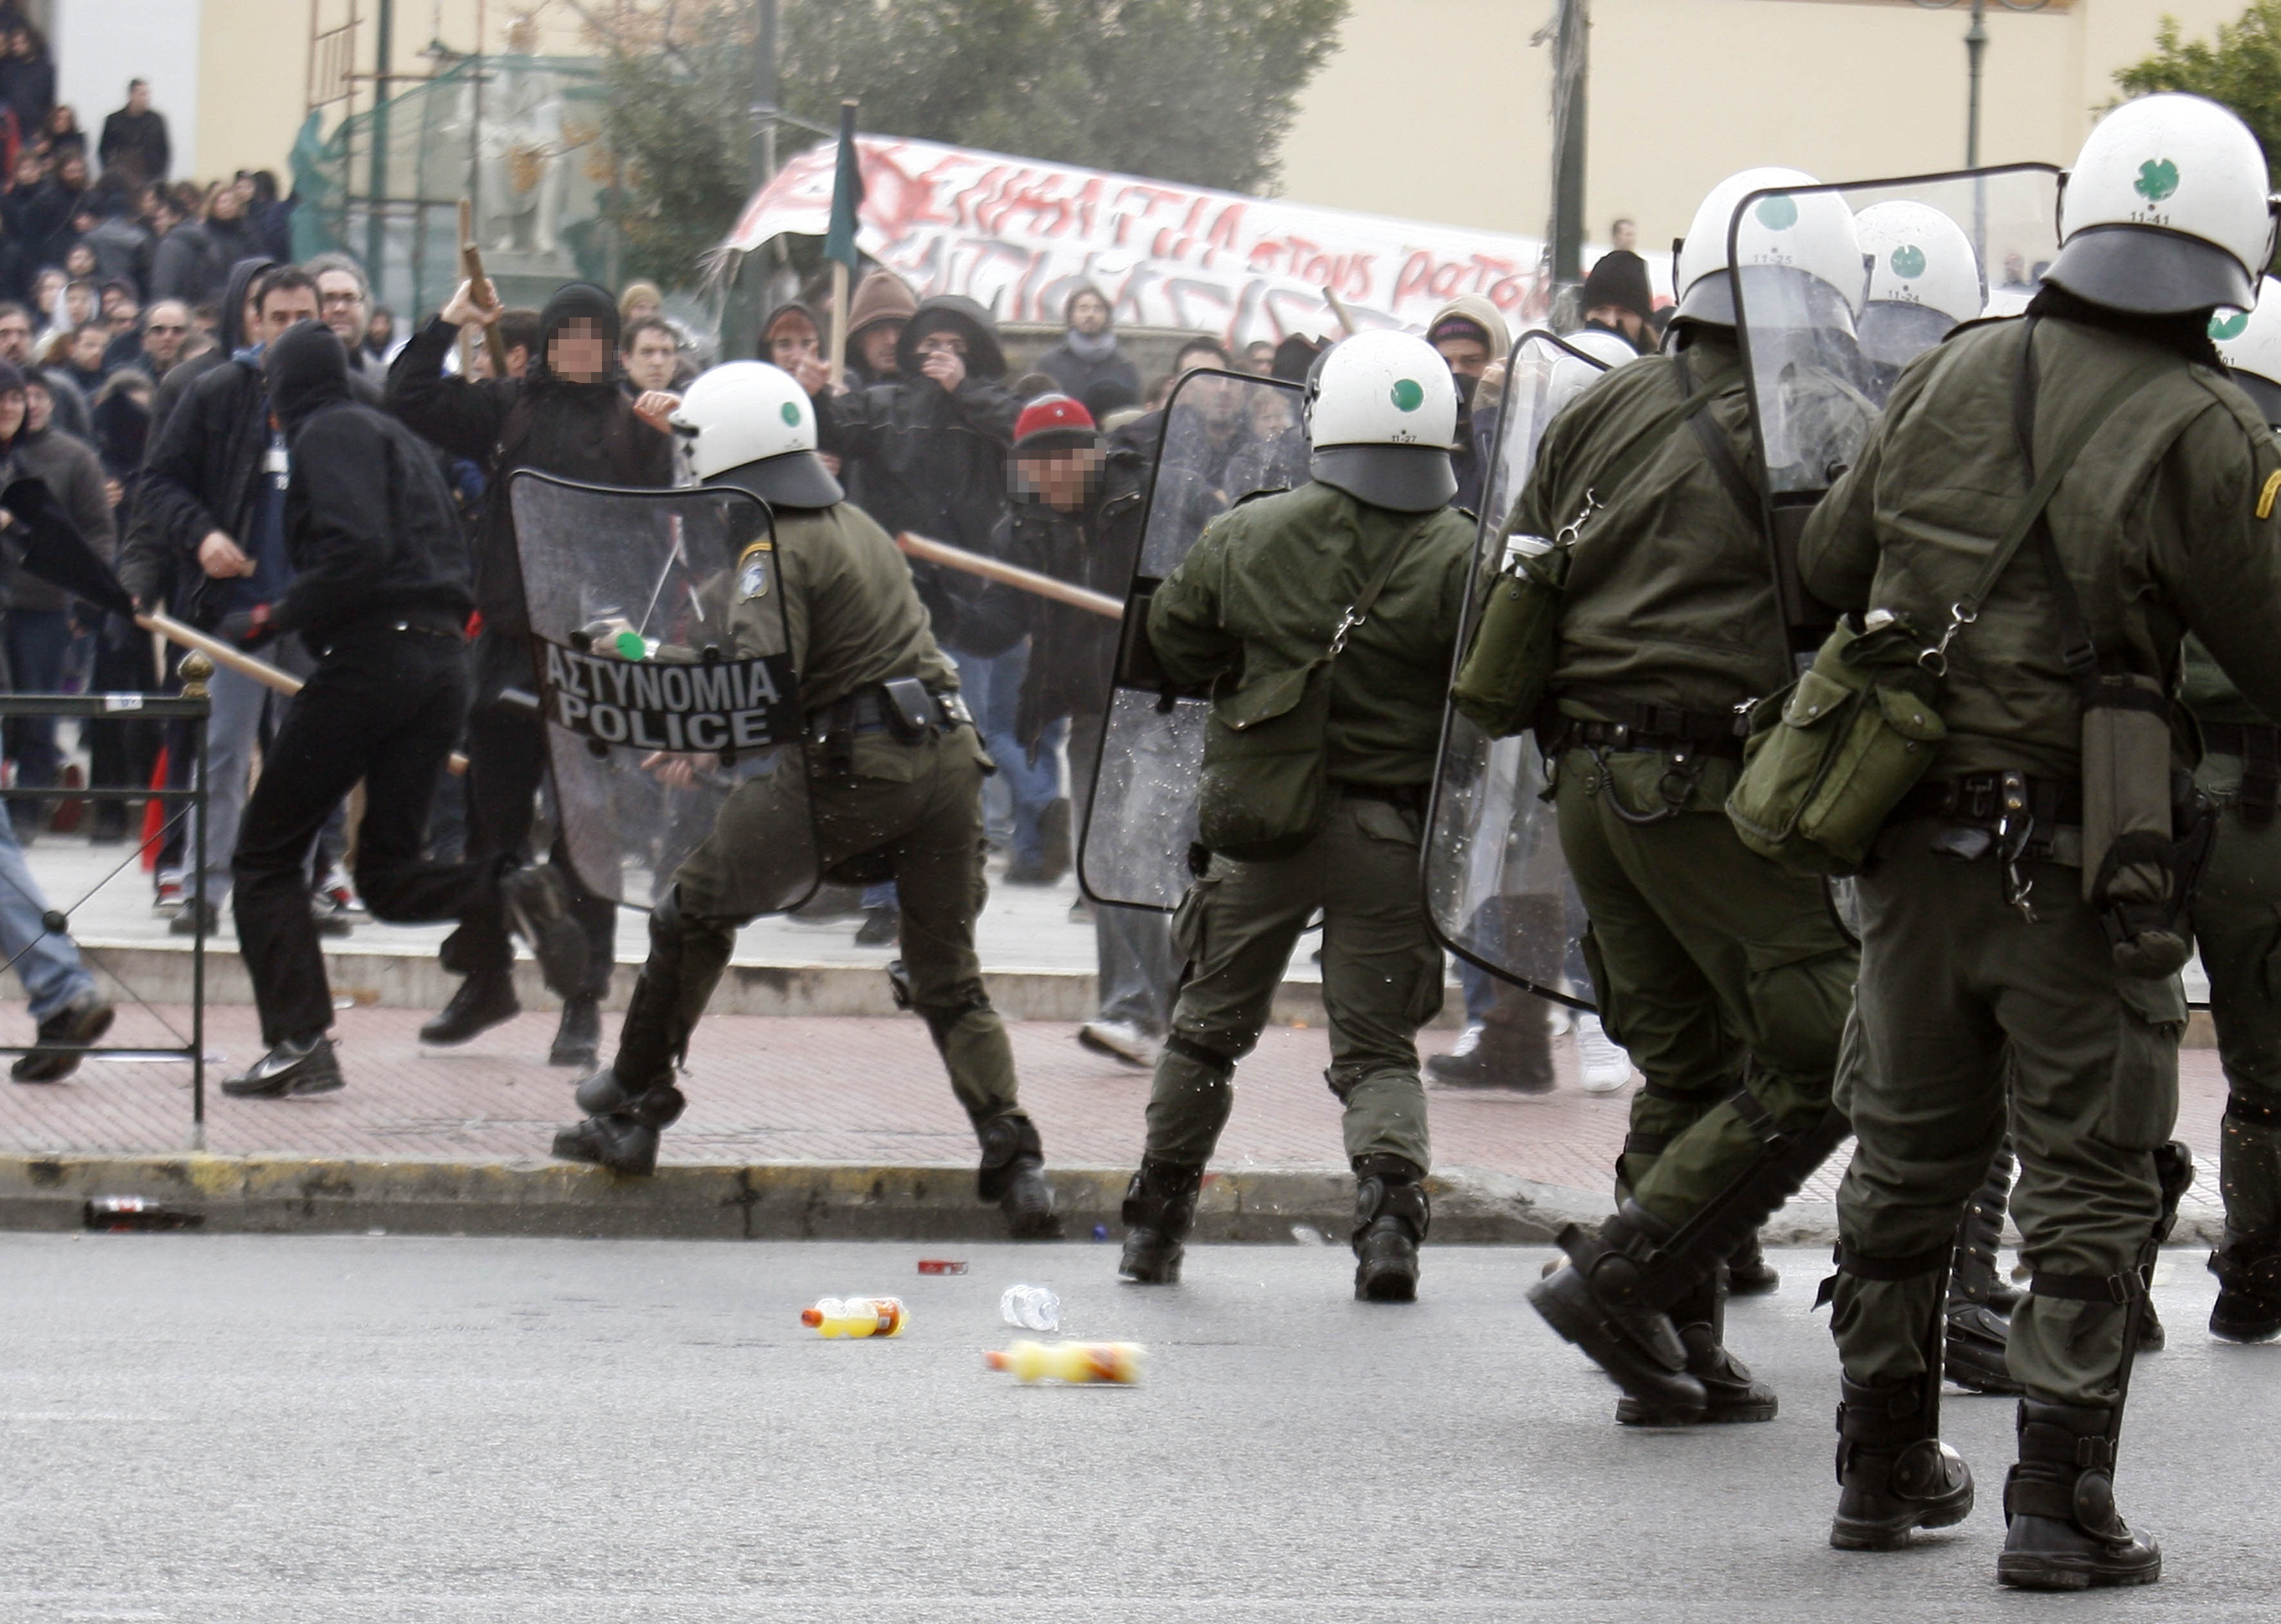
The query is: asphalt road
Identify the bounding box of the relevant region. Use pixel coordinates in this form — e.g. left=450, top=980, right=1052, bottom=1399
left=0, top=1235, right=2271, bottom=1622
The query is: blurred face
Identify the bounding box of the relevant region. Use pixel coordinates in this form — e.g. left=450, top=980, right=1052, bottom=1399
left=0, top=311, right=28, bottom=362
left=1069, top=291, right=1109, bottom=336
left=1434, top=334, right=1490, bottom=380
left=256, top=285, right=317, bottom=344
left=767, top=313, right=818, bottom=370
left=1015, top=447, right=1104, bottom=512
left=1175, top=346, right=1223, bottom=378
left=129, top=83, right=151, bottom=115
left=57, top=156, right=86, bottom=190
left=70, top=327, right=105, bottom=370
left=24, top=382, right=52, bottom=434
left=622, top=292, right=661, bottom=323
left=12, top=152, right=39, bottom=187
left=64, top=245, right=95, bottom=279
left=209, top=185, right=242, bottom=221
left=547, top=316, right=608, bottom=382
left=315, top=269, right=366, bottom=349
left=368, top=310, right=393, bottom=348
left=143, top=302, right=188, bottom=364
left=32, top=270, right=62, bottom=310
left=1185, top=369, right=1241, bottom=428
left=62, top=284, right=95, bottom=326
left=622, top=327, right=677, bottom=393
left=859, top=321, right=901, bottom=375
left=99, top=285, right=130, bottom=319
left=914, top=330, right=966, bottom=364
left=1243, top=341, right=1275, bottom=374
left=1610, top=219, right=1638, bottom=252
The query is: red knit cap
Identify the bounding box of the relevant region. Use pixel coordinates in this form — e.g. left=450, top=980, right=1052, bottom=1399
left=1013, top=393, right=1100, bottom=453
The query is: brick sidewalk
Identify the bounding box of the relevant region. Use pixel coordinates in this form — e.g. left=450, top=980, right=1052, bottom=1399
left=0, top=999, right=2230, bottom=1217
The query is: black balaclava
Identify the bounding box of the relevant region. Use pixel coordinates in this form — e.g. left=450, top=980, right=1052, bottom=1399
left=532, top=281, right=623, bottom=386
left=263, top=319, right=351, bottom=435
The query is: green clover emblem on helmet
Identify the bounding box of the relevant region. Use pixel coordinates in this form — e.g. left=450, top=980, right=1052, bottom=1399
left=1890, top=244, right=1927, bottom=280
left=2136, top=158, right=2180, bottom=203
left=2212, top=310, right=2251, bottom=341
left=780, top=400, right=803, bottom=426
left=1389, top=377, right=1425, bottom=412
left=1756, top=194, right=1799, bottom=232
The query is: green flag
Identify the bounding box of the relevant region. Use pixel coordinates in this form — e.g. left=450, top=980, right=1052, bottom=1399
left=823, top=103, right=863, bottom=270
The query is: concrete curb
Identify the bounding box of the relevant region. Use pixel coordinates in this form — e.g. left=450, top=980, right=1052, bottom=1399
left=0, top=1152, right=1608, bottom=1244
left=74, top=940, right=1418, bottom=1027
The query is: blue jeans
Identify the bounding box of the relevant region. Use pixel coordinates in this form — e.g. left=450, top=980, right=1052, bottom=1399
left=950, top=639, right=1064, bottom=869
left=1457, top=879, right=1596, bottom=1023
left=5, top=607, right=75, bottom=830
left=0, top=807, right=96, bottom=1020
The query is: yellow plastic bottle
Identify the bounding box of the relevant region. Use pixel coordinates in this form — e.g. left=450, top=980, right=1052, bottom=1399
left=984, top=1339, right=1145, bottom=1385
left=800, top=1296, right=908, bottom=1338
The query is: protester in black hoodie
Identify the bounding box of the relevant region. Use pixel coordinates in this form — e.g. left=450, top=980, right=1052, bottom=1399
left=387, top=277, right=673, bottom=1064
left=215, top=321, right=587, bottom=1098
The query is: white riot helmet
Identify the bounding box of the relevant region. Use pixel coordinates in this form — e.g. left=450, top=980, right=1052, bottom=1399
left=1673, top=166, right=1864, bottom=326
left=2048, top=92, right=2280, bottom=316
left=669, top=360, right=845, bottom=508
left=1548, top=330, right=1643, bottom=416
left=1855, top=200, right=1984, bottom=366
left=1304, top=330, right=1460, bottom=512
left=2213, top=275, right=2281, bottom=425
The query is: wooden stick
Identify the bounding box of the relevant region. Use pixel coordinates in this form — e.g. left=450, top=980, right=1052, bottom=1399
left=459, top=198, right=510, bottom=377
left=1320, top=284, right=1357, bottom=337
left=895, top=532, right=1123, bottom=620
left=142, top=610, right=469, bottom=774
left=827, top=258, right=850, bottom=394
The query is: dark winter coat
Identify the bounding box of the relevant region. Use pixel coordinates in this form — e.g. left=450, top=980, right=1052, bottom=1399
left=1007, top=423, right=1151, bottom=752
left=813, top=293, right=1020, bottom=653
left=6, top=418, right=113, bottom=613
left=384, top=283, right=671, bottom=638
left=149, top=215, right=260, bottom=308
left=97, top=106, right=169, bottom=185
left=264, top=321, right=471, bottom=648
left=1034, top=340, right=1140, bottom=409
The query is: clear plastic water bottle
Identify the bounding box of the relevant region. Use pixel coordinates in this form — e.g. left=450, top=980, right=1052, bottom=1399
left=999, top=1283, right=1061, bottom=1332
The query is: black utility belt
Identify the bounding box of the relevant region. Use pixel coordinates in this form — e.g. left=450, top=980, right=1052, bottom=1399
left=323, top=613, right=464, bottom=650
left=1893, top=771, right=2081, bottom=828
left=2200, top=721, right=2280, bottom=828
left=1546, top=709, right=1747, bottom=761
left=811, top=678, right=971, bottom=745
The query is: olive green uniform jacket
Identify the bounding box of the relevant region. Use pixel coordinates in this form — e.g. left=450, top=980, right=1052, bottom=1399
left=1137, top=480, right=1470, bottom=1173
left=1799, top=312, right=2281, bottom=1405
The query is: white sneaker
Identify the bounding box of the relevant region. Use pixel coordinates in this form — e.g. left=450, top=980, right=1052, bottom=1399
left=1078, top=1018, right=1160, bottom=1069
left=1445, top=1022, right=1484, bottom=1059
left=1576, top=1014, right=1633, bottom=1094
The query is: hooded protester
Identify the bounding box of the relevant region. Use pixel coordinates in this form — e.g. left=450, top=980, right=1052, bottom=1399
left=215, top=321, right=582, bottom=1100
left=1036, top=283, right=1141, bottom=405
left=146, top=254, right=270, bottom=438
left=812, top=292, right=1022, bottom=651
left=843, top=268, right=916, bottom=386
left=1426, top=294, right=1510, bottom=514
left=3, top=359, right=113, bottom=841
left=1578, top=248, right=1657, bottom=354
left=760, top=300, right=822, bottom=371
left=386, top=276, right=674, bottom=1066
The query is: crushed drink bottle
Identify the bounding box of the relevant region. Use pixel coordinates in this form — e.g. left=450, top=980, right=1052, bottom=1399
left=83, top=1197, right=203, bottom=1233
left=800, top=1296, right=908, bottom=1338
left=916, top=1259, right=968, bottom=1275
left=984, top=1339, right=1145, bottom=1385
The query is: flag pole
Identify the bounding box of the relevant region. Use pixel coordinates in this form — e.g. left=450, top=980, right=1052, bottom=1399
left=824, top=99, right=859, bottom=390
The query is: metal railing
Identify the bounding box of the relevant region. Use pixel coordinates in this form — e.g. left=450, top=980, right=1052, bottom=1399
left=0, top=671, right=209, bottom=1145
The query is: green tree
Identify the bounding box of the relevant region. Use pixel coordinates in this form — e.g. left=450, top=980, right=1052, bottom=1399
left=591, top=0, right=1349, bottom=287
left=2116, top=2, right=2281, bottom=185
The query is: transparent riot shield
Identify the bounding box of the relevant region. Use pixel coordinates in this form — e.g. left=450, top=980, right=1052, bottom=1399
left=508, top=471, right=818, bottom=914
left=1731, top=164, right=2063, bottom=657
left=1078, top=368, right=1312, bottom=910
left=1423, top=330, right=1637, bottom=1005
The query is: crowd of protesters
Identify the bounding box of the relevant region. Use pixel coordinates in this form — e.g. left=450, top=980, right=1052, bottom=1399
left=0, top=40, right=1662, bottom=1089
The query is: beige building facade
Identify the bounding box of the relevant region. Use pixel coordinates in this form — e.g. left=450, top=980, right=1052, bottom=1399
left=1281, top=0, right=2256, bottom=254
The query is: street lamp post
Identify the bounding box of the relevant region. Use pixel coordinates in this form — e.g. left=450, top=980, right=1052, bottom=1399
left=1915, top=0, right=2051, bottom=169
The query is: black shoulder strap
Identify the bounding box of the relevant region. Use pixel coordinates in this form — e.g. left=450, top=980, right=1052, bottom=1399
left=1330, top=512, right=1437, bottom=659
left=1679, top=351, right=1762, bottom=525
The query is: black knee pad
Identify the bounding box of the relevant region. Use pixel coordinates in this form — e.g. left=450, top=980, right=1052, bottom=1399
left=977, top=1113, right=1044, bottom=1201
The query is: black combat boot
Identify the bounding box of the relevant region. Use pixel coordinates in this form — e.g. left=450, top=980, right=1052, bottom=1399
left=420, top=968, right=519, bottom=1046
left=1119, top=1158, right=1203, bottom=1283
left=1727, top=1230, right=1780, bottom=1296
left=549, top=993, right=602, bottom=1069
left=1998, top=1399, right=2160, bottom=1590
left=1830, top=1374, right=1975, bottom=1550
left=977, top=1114, right=1062, bottom=1239
left=1527, top=1200, right=1707, bottom=1421
left=1619, top=1273, right=1775, bottom=1425
left=2209, top=1227, right=2281, bottom=1343
left=1351, top=1154, right=1430, bottom=1302
left=552, top=1070, right=686, bottom=1176
left=1945, top=1155, right=2023, bottom=1393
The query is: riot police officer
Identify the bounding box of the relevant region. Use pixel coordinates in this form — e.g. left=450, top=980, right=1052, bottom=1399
left=550, top=361, right=1060, bottom=1239
left=1499, top=169, right=1863, bottom=1426
left=1801, top=93, right=2281, bottom=1588
left=1116, top=331, right=1475, bottom=1302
